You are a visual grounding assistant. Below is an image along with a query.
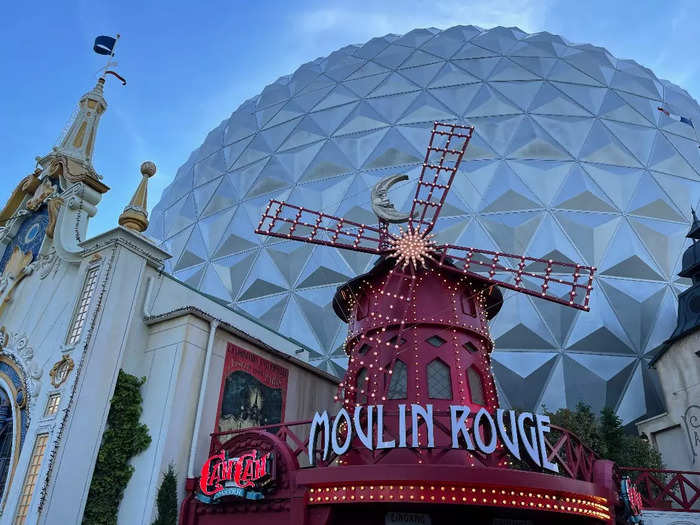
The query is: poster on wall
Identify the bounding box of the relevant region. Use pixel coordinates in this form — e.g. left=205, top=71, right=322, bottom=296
left=216, top=343, right=288, bottom=433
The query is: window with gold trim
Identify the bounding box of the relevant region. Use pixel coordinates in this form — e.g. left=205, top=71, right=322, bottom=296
left=66, top=265, right=99, bottom=346
left=0, top=388, right=14, bottom=502
left=44, top=393, right=61, bottom=417
left=14, top=433, right=48, bottom=524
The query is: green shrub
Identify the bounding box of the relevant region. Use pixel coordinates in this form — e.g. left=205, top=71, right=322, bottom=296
left=152, top=464, right=178, bottom=525
left=547, top=402, right=662, bottom=470
left=82, top=370, right=151, bottom=524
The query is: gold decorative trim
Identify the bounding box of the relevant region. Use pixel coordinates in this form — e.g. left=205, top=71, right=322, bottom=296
left=25, top=179, right=55, bottom=212
left=72, top=121, right=87, bottom=148
left=46, top=197, right=64, bottom=239
left=0, top=171, right=41, bottom=226
left=49, top=356, right=74, bottom=388
left=0, top=357, right=27, bottom=508
left=46, top=156, right=109, bottom=194
left=0, top=247, right=34, bottom=318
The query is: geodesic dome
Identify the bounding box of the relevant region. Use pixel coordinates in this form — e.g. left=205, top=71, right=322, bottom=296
left=148, top=25, right=700, bottom=423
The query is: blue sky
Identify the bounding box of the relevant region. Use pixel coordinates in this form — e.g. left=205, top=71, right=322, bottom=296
left=2, top=0, right=699, bottom=237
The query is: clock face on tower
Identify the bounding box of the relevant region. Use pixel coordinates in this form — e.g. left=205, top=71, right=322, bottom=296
left=0, top=206, right=49, bottom=275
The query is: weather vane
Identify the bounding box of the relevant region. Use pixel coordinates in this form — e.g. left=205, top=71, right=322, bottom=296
left=93, top=34, right=127, bottom=86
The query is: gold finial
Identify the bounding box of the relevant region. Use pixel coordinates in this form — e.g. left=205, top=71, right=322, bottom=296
left=118, top=161, right=156, bottom=232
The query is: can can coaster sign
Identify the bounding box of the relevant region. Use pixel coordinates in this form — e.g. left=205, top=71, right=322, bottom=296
left=197, top=449, right=275, bottom=503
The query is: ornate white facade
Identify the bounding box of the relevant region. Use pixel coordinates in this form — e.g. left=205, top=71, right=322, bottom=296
left=0, top=75, right=337, bottom=524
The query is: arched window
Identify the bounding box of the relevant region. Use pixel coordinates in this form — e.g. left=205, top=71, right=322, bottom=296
left=427, top=359, right=452, bottom=399
left=0, top=357, right=29, bottom=506
left=0, top=388, right=13, bottom=501
left=461, top=293, right=475, bottom=316
left=356, top=368, right=368, bottom=404
left=468, top=367, right=485, bottom=406
left=356, top=293, right=368, bottom=320
left=387, top=360, right=407, bottom=399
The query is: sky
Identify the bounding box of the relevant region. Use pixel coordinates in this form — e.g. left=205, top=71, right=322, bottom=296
left=1, top=0, right=699, bottom=237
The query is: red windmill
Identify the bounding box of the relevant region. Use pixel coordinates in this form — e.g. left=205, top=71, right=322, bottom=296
left=256, top=122, right=595, bottom=466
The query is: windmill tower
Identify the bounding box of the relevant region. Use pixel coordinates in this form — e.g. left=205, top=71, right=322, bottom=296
left=256, top=122, right=595, bottom=466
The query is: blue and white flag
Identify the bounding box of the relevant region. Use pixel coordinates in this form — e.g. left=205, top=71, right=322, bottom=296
left=658, top=106, right=694, bottom=128
left=93, top=35, right=117, bottom=56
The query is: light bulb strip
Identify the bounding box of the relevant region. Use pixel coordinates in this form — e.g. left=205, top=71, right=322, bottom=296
left=306, top=482, right=610, bottom=520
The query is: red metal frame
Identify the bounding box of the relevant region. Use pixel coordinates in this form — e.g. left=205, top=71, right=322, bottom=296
left=434, top=244, right=595, bottom=311
left=409, top=122, right=473, bottom=235
left=256, top=200, right=386, bottom=254
left=618, top=467, right=700, bottom=512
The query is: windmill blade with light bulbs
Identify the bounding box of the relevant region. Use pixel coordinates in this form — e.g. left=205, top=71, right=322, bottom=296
left=256, top=122, right=595, bottom=312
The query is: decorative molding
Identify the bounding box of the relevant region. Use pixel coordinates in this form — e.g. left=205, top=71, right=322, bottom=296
left=0, top=171, right=40, bottom=228
left=0, top=210, right=30, bottom=245
left=0, top=247, right=35, bottom=317
left=0, top=330, right=43, bottom=401
left=34, top=250, right=60, bottom=280
left=49, top=356, right=74, bottom=388
left=26, top=179, right=56, bottom=212
left=80, top=226, right=170, bottom=269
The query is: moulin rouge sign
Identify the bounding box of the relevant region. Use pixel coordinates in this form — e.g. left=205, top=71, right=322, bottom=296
left=197, top=449, right=275, bottom=503
left=310, top=405, right=561, bottom=473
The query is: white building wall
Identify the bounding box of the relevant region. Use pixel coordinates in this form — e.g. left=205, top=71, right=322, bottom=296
left=119, top=314, right=209, bottom=525
left=0, top=222, right=339, bottom=524
left=39, top=240, right=151, bottom=524
left=638, top=330, right=700, bottom=473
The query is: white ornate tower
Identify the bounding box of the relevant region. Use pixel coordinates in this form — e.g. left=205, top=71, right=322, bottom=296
left=58, top=77, right=108, bottom=164
left=31, top=77, right=112, bottom=261
left=0, top=74, right=115, bottom=279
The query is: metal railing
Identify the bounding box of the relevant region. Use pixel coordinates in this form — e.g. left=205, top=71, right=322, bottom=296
left=210, top=414, right=600, bottom=482
left=618, top=467, right=700, bottom=513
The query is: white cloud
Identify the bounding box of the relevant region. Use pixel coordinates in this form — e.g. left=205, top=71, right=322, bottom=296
left=294, top=0, right=552, bottom=45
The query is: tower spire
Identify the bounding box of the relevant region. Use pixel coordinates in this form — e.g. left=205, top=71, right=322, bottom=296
left=119, top=162, right=156, bottom=232
left=55, top=76, right=108, bottom=166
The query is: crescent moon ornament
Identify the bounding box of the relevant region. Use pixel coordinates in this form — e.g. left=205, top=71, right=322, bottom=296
left=371, top=174, right=411, bottom=223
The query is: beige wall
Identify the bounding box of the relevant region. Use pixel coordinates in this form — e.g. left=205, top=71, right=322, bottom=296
left=220, top=331, right=339, bottom=424
left=638, top=330, right=700, bottom=472
left=120, top=309, right=339, bottom=524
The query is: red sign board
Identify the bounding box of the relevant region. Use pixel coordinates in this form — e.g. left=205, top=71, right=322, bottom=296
left=620, top=476, right=643, bottom=523
left=215, top=344, right=288, bottom=433
left=199, top=449, right=275, bottom=500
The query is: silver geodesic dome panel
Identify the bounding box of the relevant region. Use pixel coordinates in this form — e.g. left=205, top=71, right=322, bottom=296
left=148, top=25, right=700, bottom=423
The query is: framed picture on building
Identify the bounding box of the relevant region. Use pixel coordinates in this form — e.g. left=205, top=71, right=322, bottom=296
left=216, top=344, right=288, bottom=433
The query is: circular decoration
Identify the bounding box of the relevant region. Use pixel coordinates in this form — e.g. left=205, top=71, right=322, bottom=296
left=0, top=206, right=48, bottom=275
left=24, top=223, right=40, bottom=244
left=49, top=355, right=74, bottom=388
left=620, top=475, right=643, bottom=523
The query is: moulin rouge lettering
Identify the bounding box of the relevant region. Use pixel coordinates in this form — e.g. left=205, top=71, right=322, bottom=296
left=309, top=405, right=560, bottom=473
left=199, top=449, right=275, bottom=497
